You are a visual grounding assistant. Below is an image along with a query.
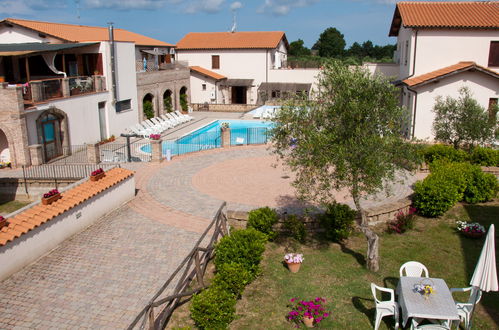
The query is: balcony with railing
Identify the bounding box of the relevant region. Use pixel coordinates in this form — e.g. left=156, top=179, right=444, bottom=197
left=136, top=59, right=189, bottom=73
left=20, top=75, right=106, bottom=108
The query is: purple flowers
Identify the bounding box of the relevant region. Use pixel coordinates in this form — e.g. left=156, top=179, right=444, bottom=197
left=43, top=189, right=59, bottom=199
left=284, top=253, right=304, bottom=264
left=287, top=297, right=331, bottom=327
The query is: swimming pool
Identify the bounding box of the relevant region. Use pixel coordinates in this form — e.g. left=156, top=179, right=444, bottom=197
left=140, top=120, right=273, bottom=156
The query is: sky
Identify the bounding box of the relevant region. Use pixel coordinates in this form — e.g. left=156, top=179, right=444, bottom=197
left=0, top=1, right=478, bottom=48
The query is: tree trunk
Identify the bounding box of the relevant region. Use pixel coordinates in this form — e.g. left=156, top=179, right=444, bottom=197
left=353, top=195, right=380, bottom=272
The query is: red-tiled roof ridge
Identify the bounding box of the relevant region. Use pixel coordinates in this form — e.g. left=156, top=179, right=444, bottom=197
left=0, top=167, right=134, bottom=246
left=176, top=31, right=287, bottom=50
left=403, top=61, right=499, bottom=87
left=2, top=18, right=173, bottom=47
left=190, top=66, right=227, bottom=81
left=389, top=1, right=499, bottom=36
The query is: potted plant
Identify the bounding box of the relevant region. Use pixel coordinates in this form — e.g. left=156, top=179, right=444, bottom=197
left=149, top=134, right=161, bottom=140
left=220, top=122, right=230, bottom=130
left=457, top=221, right=486, bottom=238
left=284, top=253, right=304, bottom=273
left=42, top=189, right=61, bottom=205
left=0, top=216, right=7, bottom=229
left=90, top=168, right=105, bottom=182
left=287, top=297, right=331, bottom=328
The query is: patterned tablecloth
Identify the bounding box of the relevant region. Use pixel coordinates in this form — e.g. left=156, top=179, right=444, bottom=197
left=396, top=277, right=460, bottom=327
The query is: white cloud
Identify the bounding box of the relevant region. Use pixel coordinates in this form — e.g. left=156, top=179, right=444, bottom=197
left=258, top=0, right=319, bottom=16
left=185, top=0, right=226, bottom=14
left=230, top=1, right=243, bottom=10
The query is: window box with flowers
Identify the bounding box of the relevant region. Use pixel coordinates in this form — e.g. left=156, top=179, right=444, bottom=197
left=42, top=189, right=61, bottom=205
left=90, top=168, right=105, bottom=182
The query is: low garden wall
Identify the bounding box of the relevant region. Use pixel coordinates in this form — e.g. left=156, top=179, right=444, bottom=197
left=0, top=168, right=135, bottom=281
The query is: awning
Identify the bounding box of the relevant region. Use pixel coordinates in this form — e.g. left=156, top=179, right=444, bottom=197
left=220, top=79, right=254, bottom=87
left=258, top=82, right=312, bottom=92
left=0, top=42, right=98, bottom=56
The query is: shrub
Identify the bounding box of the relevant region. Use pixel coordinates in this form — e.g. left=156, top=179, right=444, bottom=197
left=143, top=100, right=154, bottom=119
left=413, top=176, right=461, bottom=217
left=212, top=262, right=253, bottom=297
left=470, top=147, right=499, bottom=166
left=180, top=93, right=188, bottom=112
left=214, top=228, right=267, bottom=275
left=463, top=167, right=498, bottom=203
left=247, top=207, right=279, bottom=240
left=387, top=207, right=416, bottom=234
left=422, top=144, right=469, bottom=164
left=318, top=203, right=356, bottom=242
left=429, top=160, right=473, bottom=197
left=283, top=214, right=306, bottom=243
left=190, top=286, right=236, bottom=329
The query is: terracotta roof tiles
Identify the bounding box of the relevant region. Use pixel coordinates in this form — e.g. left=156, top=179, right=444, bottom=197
left=403, top=61, right=499, bottom=87
left=177, top=31, right=287, bottom=50
left=389, top=1, right=499, bottom=36
left=190, top=66, right=227, bottom=81
left=2, top=18, right=172, bottom=47
left=0, top=167, right=134, bottom=247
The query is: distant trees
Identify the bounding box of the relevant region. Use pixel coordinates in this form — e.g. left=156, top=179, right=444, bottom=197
left=289, top=39, right=311, bottom=57
left=288, top=27, right=396, bottom=64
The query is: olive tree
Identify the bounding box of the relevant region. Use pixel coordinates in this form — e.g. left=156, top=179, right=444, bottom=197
left=271, top=60, right=418, bottom=272
left=432, top=87, right=495, bottom=149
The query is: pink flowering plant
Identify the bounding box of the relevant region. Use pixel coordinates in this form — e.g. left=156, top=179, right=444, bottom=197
left=284, top=253, right=304, bottom=264
left=149, top=134, right=161, bottom=140
left=43, top=189, right=59, bottom=199
left=91, top=168, right=104, bottom=176
left=287, top=297, right=330, bottom=327
left=387, top=207, right=416, bottom=234
left=457, top=221, right=485, bottom=236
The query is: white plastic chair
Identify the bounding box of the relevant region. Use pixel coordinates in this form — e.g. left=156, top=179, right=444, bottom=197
left=371, top=283, right=399, bottom=330
left=165, top=113, right=182, bottom=125
left=412, top=323, right=450, bottom=330
left=399, top=261, right=429, bottom=277
left=175, top=110, right=193, bottom=121
left=450, top=287, right=482, bottom=329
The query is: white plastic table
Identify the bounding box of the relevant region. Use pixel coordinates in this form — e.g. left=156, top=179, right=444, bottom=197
left=396, top=277, right=460, bottom=327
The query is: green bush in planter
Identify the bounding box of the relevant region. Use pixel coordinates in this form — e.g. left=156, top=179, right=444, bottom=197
left=247, top=206, right=279, bottom=240
left=463, top=167, right=498, bottom=203
left=318, top=203, right=356, bottom=242
left=212, top=262, right=253, bottom=297
left=422, top=144, right=469, bottom=164
left=190, top=286, right=236, bottom=329
left=214, top=228, right=267, bottom=275
left=470, top=147, right=499, bottom=166
left=143, top=100, right=154, bottom=119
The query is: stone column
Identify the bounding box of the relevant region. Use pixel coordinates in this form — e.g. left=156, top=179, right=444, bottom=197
left=62, top=78, right=70, bottom=97
left=86, top=143, right=101, bottom=164
left=30, top=81, right=43, bottom=102
left=221, top=128, right=231, bottom=148
left=151, top=139, right=163, bottom=163
left=28, top=144, right=44, bottom=165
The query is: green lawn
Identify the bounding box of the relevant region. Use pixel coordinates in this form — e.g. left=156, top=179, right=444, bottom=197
left=230, top=201, right=499, bottom=329
left=0, top=200, right=30, bottom=215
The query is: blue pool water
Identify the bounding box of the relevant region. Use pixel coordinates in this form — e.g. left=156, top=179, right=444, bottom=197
left=141, top=120, right=273, bottom=156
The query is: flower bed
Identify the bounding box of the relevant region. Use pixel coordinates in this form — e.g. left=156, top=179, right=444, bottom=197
left=457, top=221, right=485, bottom=238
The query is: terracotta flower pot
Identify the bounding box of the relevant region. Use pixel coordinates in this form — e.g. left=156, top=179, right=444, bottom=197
left=286, top=262, right=302, bottom=273
left=42, top=193, right=61, bottom=205
left=303, top=316, right=314, bottom=328
left=90, top=172, right=105, bottom=182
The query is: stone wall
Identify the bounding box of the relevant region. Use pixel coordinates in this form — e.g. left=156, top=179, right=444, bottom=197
left=0, top=85, right=31, bottom=167
left=191, top=103, right=257, bottom=112
left=136, top=68, right=190, bottom=120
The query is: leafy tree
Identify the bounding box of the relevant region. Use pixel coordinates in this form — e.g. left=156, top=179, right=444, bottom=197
left=312, top=27, right=346, bottom=57
left=143, top=100, right=154, bottom=119
left=289, top=39, right=311, bottom=57
left=347, top=42, right=363, bottom=58
left=271, top=60, right=418, bottom=272
left=432, top=87, right=495, bottom=149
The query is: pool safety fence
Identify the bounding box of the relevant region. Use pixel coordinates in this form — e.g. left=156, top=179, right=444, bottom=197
left=100, top=142, right=152, bottom=163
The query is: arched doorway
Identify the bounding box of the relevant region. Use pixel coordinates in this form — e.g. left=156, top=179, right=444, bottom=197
left=163, top=89, right=173, bottom=113
left=179, top=86, right=188, bottom=112
left=143, top=93, right=154, bottom=119
left=0, top=129, right=10, bottom=164
left=37, top=112, right=65, bottom=161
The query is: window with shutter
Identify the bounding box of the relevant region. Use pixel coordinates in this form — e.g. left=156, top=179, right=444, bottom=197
left=212, top=55, right=220, bottom=69
left=488, top=41, right=499, bottom=67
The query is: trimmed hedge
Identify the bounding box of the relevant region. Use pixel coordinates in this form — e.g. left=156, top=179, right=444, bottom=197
left=190, top=286, right=236, bottom=329
left=413, top=161, right=498, bottom=217
left=214, top=228, right=267, bottom=275
left=422, top=144, right=469, bottom=164
left=318, top=203, right=356, bottom=242
left=247, top=207, right=279, bottom=240
left=212, top=262, right=253, bottom=297
left=470, top=147, right=499, bottom=167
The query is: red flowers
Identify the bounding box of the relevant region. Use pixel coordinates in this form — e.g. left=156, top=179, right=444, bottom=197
left=149, top=134, right=161, bottom=140
left=91, top=168, right=104, bottom=176
left=43, top=189, right=59, bottom=199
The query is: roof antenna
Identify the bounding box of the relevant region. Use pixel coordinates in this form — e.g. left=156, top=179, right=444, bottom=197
left=75, top=0, right=81, bottom=22
left=230, top=9, right=237, bottom=33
